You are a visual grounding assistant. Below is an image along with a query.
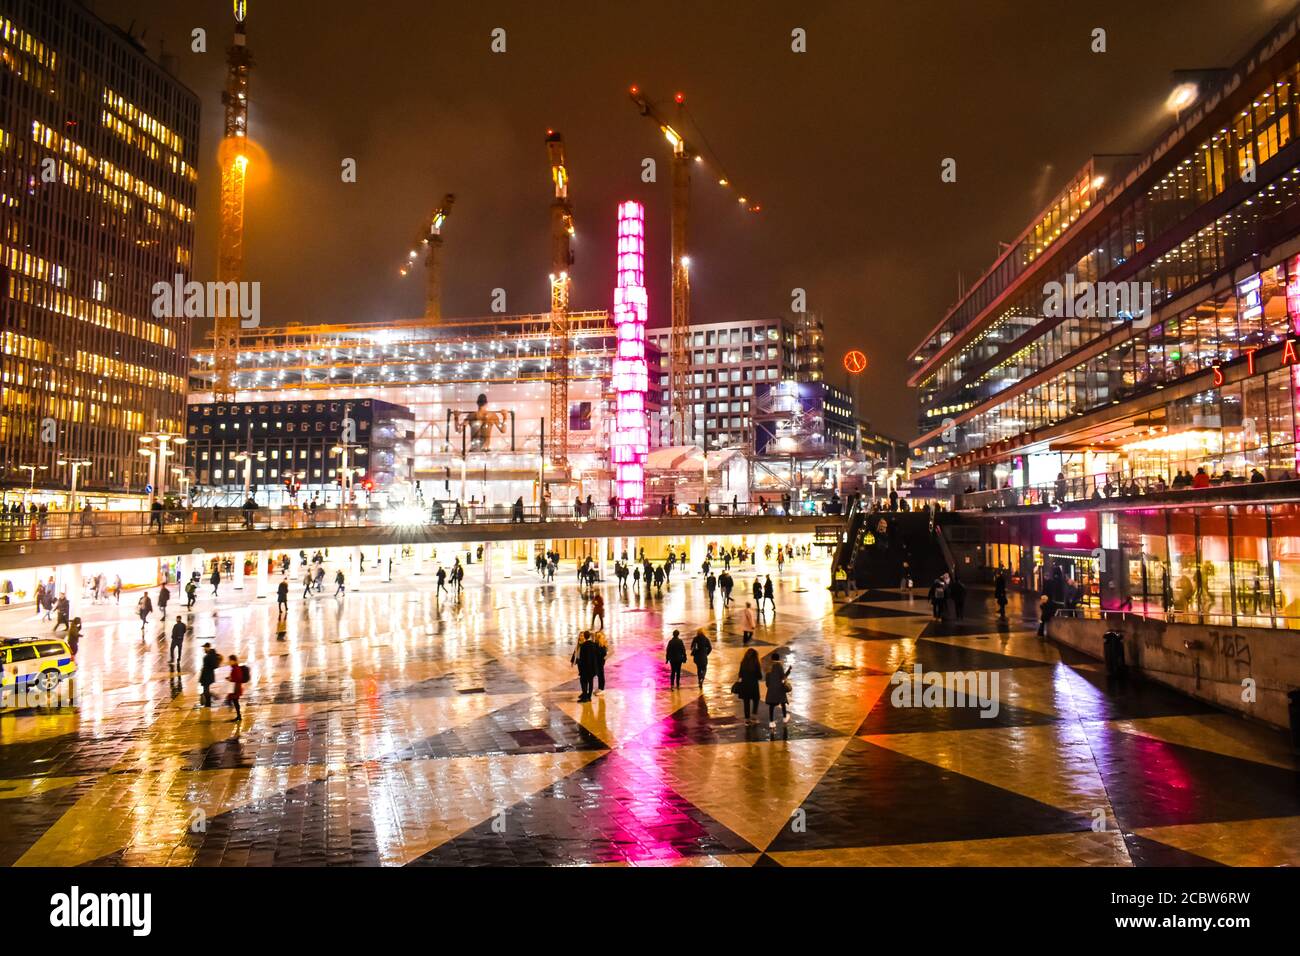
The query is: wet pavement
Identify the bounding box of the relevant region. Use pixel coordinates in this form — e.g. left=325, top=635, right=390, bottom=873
left=1, top=552, right=1298, bottom=867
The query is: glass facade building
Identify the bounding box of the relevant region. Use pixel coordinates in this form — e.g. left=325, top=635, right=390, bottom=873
left=910, top=8, right=1300, bottom=496
left=0, top=0, right=199, bottom=498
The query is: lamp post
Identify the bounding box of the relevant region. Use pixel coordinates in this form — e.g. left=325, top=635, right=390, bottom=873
left=18, top=464, right=47, bottom=507
left=57, top=458, right=92, bottom=511
left=331, top=443, right=366, bottom=504
left=233, top=451, right=265, bottom=499
left=140, top=432, right=185, bottom=504
left=138, top=447, right=158, bottom=509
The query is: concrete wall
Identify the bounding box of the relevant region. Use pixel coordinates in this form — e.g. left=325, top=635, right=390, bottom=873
left=1049, top=614, right=1299, bottom=730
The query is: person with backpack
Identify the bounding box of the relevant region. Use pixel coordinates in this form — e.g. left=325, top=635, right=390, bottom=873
left=764, top=652, right=792, bottom=729
left=665, top=629, right=687, bottom=689
left=198, top=643, right=220, bottom=707
left=928, top=575, right=946, bottom=621
left=168, top=615, right=187, bottom=667
left=225, top=655, right=248, bottom=722
left=184, top=578, right=197, bottom=610
left=690, top=629, right=712, bottom=689
left=735, top=647, right=763, bottom=724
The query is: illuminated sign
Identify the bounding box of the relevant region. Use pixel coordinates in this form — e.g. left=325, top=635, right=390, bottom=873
left=611, top=201, right=649, bottom=514
left=1041, top=512, right=1097, bottom=550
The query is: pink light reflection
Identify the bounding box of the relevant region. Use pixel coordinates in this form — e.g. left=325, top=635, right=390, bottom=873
left=612, top=200, right=649, bottom=515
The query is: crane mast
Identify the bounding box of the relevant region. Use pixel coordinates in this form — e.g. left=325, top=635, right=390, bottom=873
left=214, top=0, right=252, bottom=402
left=546, top=130, right=575, bottom=471
left=422, top=194, right=455, bottom=322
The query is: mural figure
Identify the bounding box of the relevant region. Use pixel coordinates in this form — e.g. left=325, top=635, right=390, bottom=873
left=454, top=393, right=508, bottom=452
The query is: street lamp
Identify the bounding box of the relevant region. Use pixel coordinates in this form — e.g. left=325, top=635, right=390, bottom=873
left=232, top=451, right=265, bottom=499
left=139, top=431, right=186, bottom=502
left=18, top=464, right=47, bottom=507
left=330, top=443, right=367, bottom=503
left=56, top=458, right=92, bottom=511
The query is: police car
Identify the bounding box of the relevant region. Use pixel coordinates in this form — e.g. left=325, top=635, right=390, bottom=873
left=0, top=636, right=76, bottom=695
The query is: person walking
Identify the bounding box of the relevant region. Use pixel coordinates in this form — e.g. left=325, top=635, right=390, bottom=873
left=665, top=629, right=687, bottom=690
left=690, top=629, right=712, bottom=689
left=740, top=601, right=757, bottom=644
left=65, top=617, right=82, bottom=657
left=591, top=592, right=605, bottom=631
left=736, top=647, right=763, bottom=724
left=209, top=566, right=221, bottom=597
left=301, top=570, right=313, bottom=600
left=198, top=643, right=220, bottom=707
left=158, top=582, right=170, bottom=618
left=764, top=652, right=792, bottom=729
left=994, top=570, right=1008, bottom=620
left=225, top=654, right=247, bottom=722
left=334, top=569, right=346, bottom=597
left=168, top=615, right=187, bottom=668
left=763, top=575, right=775, bottom=613
left=928, top=575, right=946, bottom=621
left=594, top=630, right=610, bottom=696
left=53, top=593, right=70, bottom=631
left=950, top=575, right=967, bottom=620
left=277, top=578, right=289, bottom=614
left=184, top=577, right=197, bottom=609
left=706, top=572, right=717, bottom=606
left=137, top=591, right=152, bottom=632
left=572, top=631, right=598, bottom=702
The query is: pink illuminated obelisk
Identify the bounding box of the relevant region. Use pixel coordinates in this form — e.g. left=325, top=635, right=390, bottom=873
left=611, top=201, right=649, bottom=515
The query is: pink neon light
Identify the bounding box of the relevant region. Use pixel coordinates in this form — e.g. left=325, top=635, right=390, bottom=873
left=612, top=200, right=649, bottom=514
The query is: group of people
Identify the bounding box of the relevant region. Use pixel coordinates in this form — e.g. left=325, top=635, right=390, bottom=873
left=662, top=630, right=792, bottom=728
left=570, top=630, right=610, bottom=701
left=926, top=572, right=967, bottom=621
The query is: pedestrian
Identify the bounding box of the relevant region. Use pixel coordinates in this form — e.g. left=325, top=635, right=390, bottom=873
left=950, top=575, right=966, bottom=620
left=198, top=643, right=220, bottom=707
left=994, top=570, right=1008, bottom=619
left=740, top=601, right=756, bottom=644
left=302, top=570, right=313, bottom=600
left=53, top=593, right=70, bottom=631
left=137, top=591, right=152, bottom=631
left=225, top=654, right=247, bottom=722
left=591, top=592, right=605, bottom=630
left=158, top=581, right=170, bottom=617
left=665, top=629, right=687, bottom=689
left=594, top=630, right=610, bottom=696
left=764, top=652, right=791, bottom=729
left=928, top=575, right=946, bottom=621
left=277, top=578, right=289, bottom=614
left=763, top=575, right=775, bottom=613
left=65, top=617, right=82, bottom=657
left=169, top=615, right=187, bottom=667
left=706, top=572, right=717, bottom=605
left=735, top=647, right=763, bottom=724
left=572, top=631, right=598, bottom=702
left=335, top=569, right=346, bottom=596
left=185, top=577, right=197, bottom=609
left=113, top=575, right=123, bottom=603
left=210, top=566, right=220, bottom=597
left=690, top=629, right=712, bottom=688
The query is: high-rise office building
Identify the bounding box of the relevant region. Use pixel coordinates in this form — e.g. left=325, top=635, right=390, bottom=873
left=0, top=0, right=199, bottom=501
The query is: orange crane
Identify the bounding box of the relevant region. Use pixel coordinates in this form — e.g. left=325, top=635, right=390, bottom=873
left=213, top=0, right=253, bottom=401
left=628, top=86, right=760, bottom=447
left=400, top=193, right=455, bottom=323
left=546, top=129, right=575, bottom=471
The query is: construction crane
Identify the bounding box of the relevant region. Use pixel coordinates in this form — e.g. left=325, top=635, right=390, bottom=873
left=628, top=86, right=760, bottom=447
left=399, top=193, right=455, bottom=323
left=213, top=0, right=252, bottom=402
left=546, top=129, right=575, bottom=471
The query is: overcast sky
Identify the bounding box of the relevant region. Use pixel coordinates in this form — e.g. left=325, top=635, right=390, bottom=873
left=94, top=0, right=1289, bottom=438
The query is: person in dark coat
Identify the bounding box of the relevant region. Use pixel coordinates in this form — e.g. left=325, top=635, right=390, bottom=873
left=168, top=615, right=187, bottom=667
left=764, top=652, right=791, bottom=729
left=950, top=575, right=966, bottom=620
left=689, top=630, right=712, bottom=688
left=665, top=629, right=687, bottom=689
left=736, top=647, right=763, bottom=723
left=65, top=617, right=81, bottom=657
left=210, top=567, right=221, bottom=597
left=53, top=594, right=70, bottom=631
left=571, top=631, right=599, bottom=702
left=158, top=582, right=170, bottom=616
left=198, top=643, right=220, bottom=707
left=994, top=569, right=1008, bottom=619
left=763, top=575, right=775, bottom=613
left=277, top=578, right=289, bottom=614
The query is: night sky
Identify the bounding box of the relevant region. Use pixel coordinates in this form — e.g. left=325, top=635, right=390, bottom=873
left=94, top=0, right=1287, bottom=439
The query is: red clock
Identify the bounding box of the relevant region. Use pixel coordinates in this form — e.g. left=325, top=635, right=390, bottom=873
left=843, top=350, right=867, bottom=374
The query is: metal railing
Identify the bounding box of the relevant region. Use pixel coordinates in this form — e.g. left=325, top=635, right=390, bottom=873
left=1053, top=604, right=1300, bottom=630
left=0, top=499, right=846, bottom=543
left=957, top=470, right=1290, bottom=511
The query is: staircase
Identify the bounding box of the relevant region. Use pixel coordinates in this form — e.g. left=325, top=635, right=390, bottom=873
left=848, top=510, right=949, bottom=589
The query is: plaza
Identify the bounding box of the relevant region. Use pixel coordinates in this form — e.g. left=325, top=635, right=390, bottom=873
left=1, top=544, right=1297, bottom=867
